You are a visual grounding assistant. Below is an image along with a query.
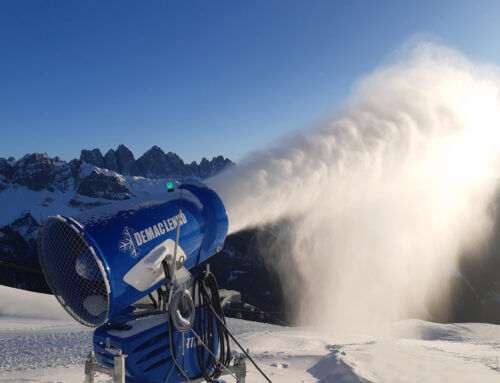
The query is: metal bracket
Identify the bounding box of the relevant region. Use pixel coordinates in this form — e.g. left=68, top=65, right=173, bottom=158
left=85, top=350, right=127, bottom=383
left=233, top=354, right=247, bottom=383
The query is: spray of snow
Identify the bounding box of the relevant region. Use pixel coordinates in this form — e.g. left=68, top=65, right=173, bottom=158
left=208, top=43, right=500, bottom=330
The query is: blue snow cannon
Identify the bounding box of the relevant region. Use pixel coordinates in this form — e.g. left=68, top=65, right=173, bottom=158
left=37, top=181, right=228, bottom=327
left=37, top=180, right=250, bottom=383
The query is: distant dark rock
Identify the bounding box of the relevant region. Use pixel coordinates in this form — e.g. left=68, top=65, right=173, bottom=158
left=197, top=158, right=211, bottom=177
left=196, top=155, right=233, bottom=178
left=135, top=146, right=233, bottom=179
left=103, top=149, right=120, bottom=172
left=136, top=146, right=173, bottom=178
left=11, top=153, right=57, bottom=192
left=0, top=212, right=47, bottom=292
left=115, top=144, right=141, bottom=176
left=77, top=171, right=131, bottom=200
left=80, top=148, right=104, bottom=168
left=1, top=154, right=83, bottom=193
left=0, top=212, right=38, bottom=262
left=9, top=212, right=39, bottom=241
left=0, top=158, right=12, bottom=179
left=81, top=145, right=142, bottom=175
left=0, top=226, right=30, bottom=262
left=164, top=151, right=186, bottom=176
left=68, top=198, right=110, bottom=209
left=210, top=155, right=233, bottom=174
left=68, top=159, right=84, bottom=180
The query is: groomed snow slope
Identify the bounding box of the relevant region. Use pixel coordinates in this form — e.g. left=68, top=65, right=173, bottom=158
left=0, top=285, right=499, bottom=382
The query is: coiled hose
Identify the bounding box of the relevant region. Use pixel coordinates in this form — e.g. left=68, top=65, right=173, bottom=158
left=194, top=270, right=232, bottom=382
left=166, top=270, right=272, bottom=382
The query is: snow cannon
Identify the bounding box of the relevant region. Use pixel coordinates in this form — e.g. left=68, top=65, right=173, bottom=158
left=37, top=181, right=228, bottom=327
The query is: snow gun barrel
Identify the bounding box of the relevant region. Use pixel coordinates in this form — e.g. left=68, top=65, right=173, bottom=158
left=37, top=181, right=228, bottom=327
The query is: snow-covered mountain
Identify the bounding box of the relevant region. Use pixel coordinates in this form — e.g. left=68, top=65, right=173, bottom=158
left=1, top=145, right=232, bottom=204
left=0, top=284, right=499, bottom=382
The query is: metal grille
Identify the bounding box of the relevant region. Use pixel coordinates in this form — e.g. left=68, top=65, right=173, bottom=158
left=38, top=217, right=109, bottom=327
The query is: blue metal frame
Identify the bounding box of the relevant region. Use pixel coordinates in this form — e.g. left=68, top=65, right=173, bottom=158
left=93, top=308, right=220, bottom=383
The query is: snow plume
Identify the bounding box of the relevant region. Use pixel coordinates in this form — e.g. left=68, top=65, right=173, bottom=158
left=208, top=43, right=500, bottom=330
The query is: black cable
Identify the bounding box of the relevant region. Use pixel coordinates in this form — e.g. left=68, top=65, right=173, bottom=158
left=162, top=267, right=272, bottom=382
left=207, top=297, right=273, bottom=383
left=148, top=293, right=157, bottom=309
left=168, top=315, right=192, bottom=382
left=194, top=270, right=232, bottom=382
left=163, top=270, right=231, bottom=382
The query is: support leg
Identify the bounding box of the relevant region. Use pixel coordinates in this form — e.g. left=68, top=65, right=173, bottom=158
left=113, top=351, right=126, bottom=383
left=234, top=356, right=246, bottom=383
left=84, top=352, right=95, bottom=383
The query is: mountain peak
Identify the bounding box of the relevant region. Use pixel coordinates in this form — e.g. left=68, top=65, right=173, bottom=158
left=103, top=149, right=119, bottom=172
left=115, top=145, right=141, bottom=176
left=80, top=149, right=104, bottom=168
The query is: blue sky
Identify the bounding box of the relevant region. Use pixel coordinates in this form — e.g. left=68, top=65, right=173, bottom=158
left=1, top=1, right=500, bottom=163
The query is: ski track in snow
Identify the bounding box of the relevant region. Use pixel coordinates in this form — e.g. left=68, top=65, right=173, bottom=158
left=0, top=286, right=500, bottom=382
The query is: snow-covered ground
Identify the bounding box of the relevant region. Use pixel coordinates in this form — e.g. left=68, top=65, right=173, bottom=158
left=0, top=285, right=499, bottom=382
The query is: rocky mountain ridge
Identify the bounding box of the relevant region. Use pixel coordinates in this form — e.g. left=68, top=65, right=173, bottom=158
left=0, top=145, right=232, bottom=202
left=80, top=144, right=232, bottom=179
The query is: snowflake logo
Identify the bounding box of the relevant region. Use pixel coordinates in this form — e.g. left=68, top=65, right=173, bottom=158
left=119, top=226, right=140, bottom=258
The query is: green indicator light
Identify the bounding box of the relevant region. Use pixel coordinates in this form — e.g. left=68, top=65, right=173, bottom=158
left=167, top=182, right=174, bottom=192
